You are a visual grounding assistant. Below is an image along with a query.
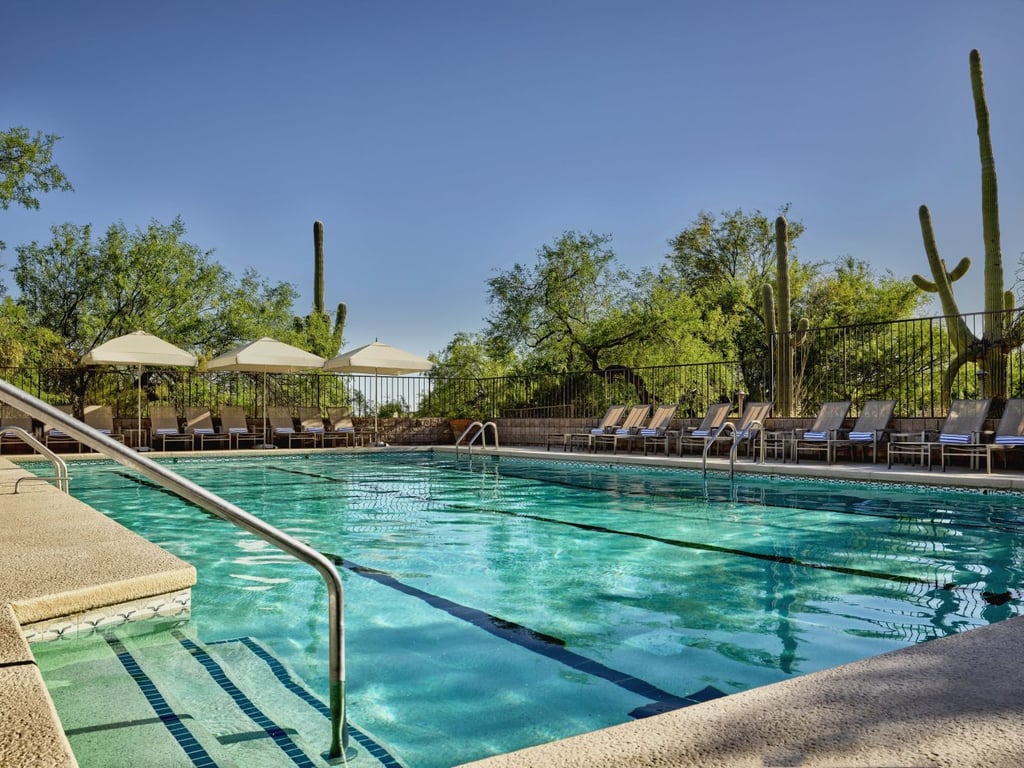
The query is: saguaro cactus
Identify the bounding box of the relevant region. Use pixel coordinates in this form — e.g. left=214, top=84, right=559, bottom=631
left=913, top=49, right=1023, bottom=403
left=298, top=220, right=347, bottom=357
left=763, top=216, right=809, bottom=417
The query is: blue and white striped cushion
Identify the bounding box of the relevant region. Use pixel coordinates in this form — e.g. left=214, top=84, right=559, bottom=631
left=590, top=427, right=604, bottom=435
left=995, top=435, right=1024, bottom=445
left=614, top=428, right=629, bottom=435
left=736, top=429, right=755, bottom=439
left=193, top=427, right=214, bottom=435
left=274, top=427, right=294, bottom=434
left=938, top=433, right=971, bottom=444
left=155, top=427, right=179, bottom=435
left=98, top=428, right=112, bottom=436
left=640, top=428, right=661, bottom=437
left=306, top=426, right=325, bottom=433
left=48, top=429, right=67, bottom=437
left=690, top=429, right=710, bottom=437
left=848, top=431, right=873, bottom=441
left=802, top=430, right=827, bottom=441
left=228, top=427, right=249, bottom=434
left=335, top=426, right=355, bottom=433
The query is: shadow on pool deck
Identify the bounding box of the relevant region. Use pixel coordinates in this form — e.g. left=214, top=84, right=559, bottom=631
left=3, top=446, right=1024, bottom=768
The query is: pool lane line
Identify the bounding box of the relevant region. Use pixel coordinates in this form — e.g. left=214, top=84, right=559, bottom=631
left=171, top=631, right=318, bottom=767
left=453, top=503, right=940, bottom=587
left=104, top=633, right=218, bottom=768
left=208, top=636, right=405, bottom=768
left=324, top=552, right=724, bottom=719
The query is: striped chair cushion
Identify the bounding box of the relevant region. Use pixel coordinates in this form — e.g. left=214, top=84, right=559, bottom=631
left=155, top=427, right=180, bottom=435
left=736, top=429, right=755, bottom=439
left=274, top=427, right=295, bottom=434
left=690, top=429, right=710, bottom=437
left=193, top=428, right=214, bottom=435
left=306, top=426, right=325, bottom=433
left=335, top=426, right=355, bottom=433
left=590, top=427, right=605, bottom=435
left=848, top=431, right=874, bottom=441
left=801, top=430, right=827, bottom=441
left=614, top=428, right=630, bottom=435
left=228, top=427, right=249, bottom=434
left=938, top=433, right=971, bottom=444
left=98, top=428, right=112, bottom=436
left=995, top=435, right=1024, bottom=445
left=48, top=429, right=67, bottom=437
left=640, top=428, right=662, bottom=437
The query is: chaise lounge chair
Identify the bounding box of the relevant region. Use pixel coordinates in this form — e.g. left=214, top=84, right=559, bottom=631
left=888, top=398, right=992, bottom=470
left=219, top=405, right=263, bottom=449
left=939, top=398, right=1024, bottom=473
left=828, top=400, right=897, bottom=464
left=547, top=404, right=626, bottom=452
left=295, top=407, right=326, bottom=448
left=268, top=406, right=318, bottom=448
left=82, top=405, right=125, bottom=447
left=43, top=405, right=81, bottom=453
left=185, top=407, right=231, bottom=450
left=791, top=401, right=853, bottom=464
left=640, top=404, right=680, bottom=455
left=0, top=408, right=34, bottom=454
left=592, top=404, right=653, bottom=454
left=677, top=402, right=732, bottom=455
left=149, top=405, right=194, bottom=451
left=729, top=402, right=774, bottom=460
left=323, top=407, right=360, bottom=447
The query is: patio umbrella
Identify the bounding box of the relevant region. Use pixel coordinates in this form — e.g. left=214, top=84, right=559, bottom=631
left=206, top=337, right=325, bottom=447
left=323, top=340, right=433, bottom=436
left=81, top=330, right=198, bottom=449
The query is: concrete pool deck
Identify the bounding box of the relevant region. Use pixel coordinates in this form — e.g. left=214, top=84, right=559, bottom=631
left=2, top=446, right=1023, bottom=767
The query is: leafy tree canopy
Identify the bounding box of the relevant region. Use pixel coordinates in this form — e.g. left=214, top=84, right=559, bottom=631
left=0, top=127, right=72, bottom=212
left=13, top=217, right=299, bottom=360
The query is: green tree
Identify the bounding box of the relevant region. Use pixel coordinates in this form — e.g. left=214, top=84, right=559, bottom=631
left=666, top=206, right=814, bottom=397
left=0, top=127, right=72, bottom=212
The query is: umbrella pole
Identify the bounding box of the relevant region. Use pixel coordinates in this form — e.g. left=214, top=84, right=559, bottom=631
left=374, top=371, right=379, bottom=442
left=136, top=364, right=145, bottom=451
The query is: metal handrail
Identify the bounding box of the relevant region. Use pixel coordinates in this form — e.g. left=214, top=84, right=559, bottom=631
left=0, top=425, right=69, bottom=492
left=455, top=420, right=499, bottom=455
left=702, top=419, right=767, bottom=478
left=0, top=379, right=349, bottom=760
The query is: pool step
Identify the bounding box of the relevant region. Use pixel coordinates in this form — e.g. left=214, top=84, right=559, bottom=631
left=35, top=621, right=401, bottom=768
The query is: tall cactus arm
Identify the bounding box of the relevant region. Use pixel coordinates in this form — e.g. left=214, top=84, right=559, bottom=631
left=971, top=49, right=1003, bottom=314
left=314, top=220, right=326, bottom=315
left=762, top=284, right=776, bottom=336
left=918, top=205, right=976, bottom=354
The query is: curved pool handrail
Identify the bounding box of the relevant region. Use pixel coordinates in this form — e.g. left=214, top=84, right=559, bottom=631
left=455, top=420, right=499, bottom=455
left=0, top=425, right=69, bottom=492
left=0, top=379, right=349, bottom=759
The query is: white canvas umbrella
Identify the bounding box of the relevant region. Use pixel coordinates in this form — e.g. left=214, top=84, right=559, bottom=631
left=81, top=330, right=198, bottom=448
left=206, top=337, right=326, bottom=447
left=323, top=340, right=433, bottom=436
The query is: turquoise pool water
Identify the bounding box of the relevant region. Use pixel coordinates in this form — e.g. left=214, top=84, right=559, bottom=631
left=33, top=453, right=1024, bottom=766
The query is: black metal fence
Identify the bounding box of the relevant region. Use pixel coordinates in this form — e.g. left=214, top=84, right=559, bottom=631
left=4, top=307, right=1024, bottom=423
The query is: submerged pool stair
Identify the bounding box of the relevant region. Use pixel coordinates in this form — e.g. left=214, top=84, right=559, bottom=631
left=35, top=622, right=403, bottom=768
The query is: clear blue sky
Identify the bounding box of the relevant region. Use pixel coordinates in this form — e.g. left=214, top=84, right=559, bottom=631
left=5, top=0, right=1024, bottom=358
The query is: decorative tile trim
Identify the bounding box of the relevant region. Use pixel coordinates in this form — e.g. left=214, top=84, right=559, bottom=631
left=21, top=589, right=191, bottom=643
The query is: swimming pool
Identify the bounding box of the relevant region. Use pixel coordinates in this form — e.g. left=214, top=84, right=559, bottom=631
left=31, top=452, right=1024, bottom=767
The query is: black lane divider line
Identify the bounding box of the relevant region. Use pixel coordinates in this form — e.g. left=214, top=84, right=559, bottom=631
left=325, top=553, right=724, bottom=719
left=171, top=630, right=317, bottom=768
left=209, top=636, right=405, bottom=768
left=104, top=634, right=217, bottom=768
left=451, top=503, right=936, bottom=587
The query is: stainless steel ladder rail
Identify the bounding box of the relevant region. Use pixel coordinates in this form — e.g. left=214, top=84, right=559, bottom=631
left=702, top=420, right=767, bottom=478
left=0, top=379, right=350, bottom=760
left=455, top=420, right=499, bottom=455
left=1, top=426, right=69, bottom=492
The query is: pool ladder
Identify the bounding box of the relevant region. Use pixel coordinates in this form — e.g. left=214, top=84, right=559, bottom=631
left=0, top=379, right=351, bottom=761
left=702, top=419, right=767, bottom=478
left=455, top=420, right=499, bottom=455
left=0, top=426, right=70, bottom=493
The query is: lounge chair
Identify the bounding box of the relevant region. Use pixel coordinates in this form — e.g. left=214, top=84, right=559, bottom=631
left=592, top=404, right=653, bottom=454
left=295, top=407, right=326, bottom=448
left=268, top=406, right=317, bottom=448
left=729, top=402, right=774, bottom=459
left=547, top=404, right=626, bottom=452
left=185, top=407, right=231, bottom=450
left=828, top=400, right=897, bottom=464
left=641, top=404, right=680, bottom=455
left=888, top=398, right=992, bottom=470
left=0, top=408, right=34, bottom=454
left=220, top=405, right=263, bottom=449
left=82, top=405, right=126, bottom=447
left=791, top=401, right=853, bottom=464
left=323, top=407, right=359, bottom=447
left=677, top=402, right=732, bottom=455
left=42, top=405, right=81, bottom=453
left=941, top=398, right=1024, bottom=473
left=149, top=405, right=194, bottom=451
